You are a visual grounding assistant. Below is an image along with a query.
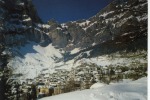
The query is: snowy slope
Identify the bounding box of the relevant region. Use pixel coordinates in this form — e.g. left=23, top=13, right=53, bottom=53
left=40, top=77, right=147, bottom=100
left=8, top=41, right=147, bottom=79
left=8, top=42, right=63, bottom=79
left=90, top=83, right=107, bottom=89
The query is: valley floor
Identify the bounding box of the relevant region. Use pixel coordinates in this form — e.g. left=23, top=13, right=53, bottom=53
left=40, top=77, right=147, bottom=100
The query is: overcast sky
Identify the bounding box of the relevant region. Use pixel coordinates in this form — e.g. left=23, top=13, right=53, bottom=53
left=32, top=0, right=112, bottom=23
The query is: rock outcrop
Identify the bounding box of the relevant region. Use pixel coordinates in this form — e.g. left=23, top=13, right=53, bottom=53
left=46, top=0, right=147, bottom=54
left=0, top=0, right=50, bottom=47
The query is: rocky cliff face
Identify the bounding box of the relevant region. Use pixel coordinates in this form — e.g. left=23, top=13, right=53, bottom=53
left=47, top=0, right=147, bottom=54
left=0, top=0, right=50, bottom=48
left=0, top=0, right=147, bottom=60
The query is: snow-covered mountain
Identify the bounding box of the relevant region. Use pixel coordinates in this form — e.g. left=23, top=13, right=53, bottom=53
left=47, top=0, right=147, bottom=51
left=0, top=0, right=147, bottom=80
left=0, top=0, right=148, bottom=100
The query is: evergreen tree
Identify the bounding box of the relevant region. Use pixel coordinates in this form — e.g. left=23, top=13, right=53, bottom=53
left=0, top=44, right=14, bottom=100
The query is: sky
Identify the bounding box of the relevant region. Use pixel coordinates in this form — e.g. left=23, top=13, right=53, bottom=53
left=32, top=0, right=112, bottom=23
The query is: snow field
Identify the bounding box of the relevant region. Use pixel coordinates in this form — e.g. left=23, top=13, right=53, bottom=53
left=40, top=77, right=147, bottom=100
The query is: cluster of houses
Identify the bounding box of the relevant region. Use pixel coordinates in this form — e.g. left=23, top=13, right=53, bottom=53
left=17, top=61, right=147, bottom=99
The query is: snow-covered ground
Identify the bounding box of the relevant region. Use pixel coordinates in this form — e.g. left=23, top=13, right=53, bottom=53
left=40, top=77, right=147, bottom=100
left=90, top=83, right=107, bottom=89
left=8, top=42, right=147, bottom=79
left=8, top=42, right=63, bottom=79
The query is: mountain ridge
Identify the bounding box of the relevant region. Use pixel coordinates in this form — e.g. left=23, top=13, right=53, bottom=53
left=47, top=0, right=147, bottom=50
left=0, top=0, right=148, bottom=79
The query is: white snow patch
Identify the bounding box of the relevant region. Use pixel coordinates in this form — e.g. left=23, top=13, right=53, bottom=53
left=121, top=32, right=131, bottom=36
left=56, top=27, right=62, bottom=30
left=99, top=11, right=114, bottom=17
left=90, top=83, right=107, bottom=89
left=61, top=23, right=68, bottom=28
left=83, top=21, right=97, bottom=31
left=70, top=48, right=80, bottom=54
left=116, top=15, right=134, bottom=27
left=78, top=20, right=90, bottom=27
left=23, top=17, right=31, bottom=22
left=92, top=42, right=96, bottom=46
left=136, top=14, right=147, bottom=21
left=38, top=24, right=50, bottom=29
